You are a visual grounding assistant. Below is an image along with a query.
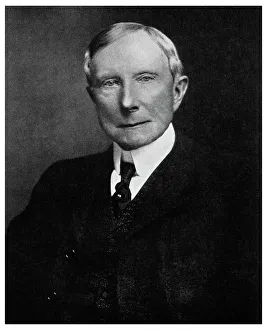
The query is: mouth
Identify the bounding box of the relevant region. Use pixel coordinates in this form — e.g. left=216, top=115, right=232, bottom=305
left=119, top=121, right=150, bottom=128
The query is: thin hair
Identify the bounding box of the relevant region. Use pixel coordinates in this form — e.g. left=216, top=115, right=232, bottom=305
left=84, top=22, right=183, bottom=85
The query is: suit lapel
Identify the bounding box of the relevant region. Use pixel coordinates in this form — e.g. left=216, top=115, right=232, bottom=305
left=110, top=130, right=197, bottom=242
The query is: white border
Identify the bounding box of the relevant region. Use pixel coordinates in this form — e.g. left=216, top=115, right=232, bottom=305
left=1, top=1, right=265, bottom=5
left=2, top=2, right=263, bottom=329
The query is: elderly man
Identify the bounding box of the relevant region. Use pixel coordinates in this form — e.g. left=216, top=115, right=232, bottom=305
left=7, top=22, right=258, bottom=323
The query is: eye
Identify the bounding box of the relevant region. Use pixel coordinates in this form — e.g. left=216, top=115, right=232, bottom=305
left=101, top=79, right=120, bottom=88
left=137, top=74, right=156, bottom=83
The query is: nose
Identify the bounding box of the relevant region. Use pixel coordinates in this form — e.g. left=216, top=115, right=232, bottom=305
left=120, top=82, right=139, bottom=112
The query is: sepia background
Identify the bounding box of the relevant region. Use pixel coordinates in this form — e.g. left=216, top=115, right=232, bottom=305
left=6, top=7, right=261, bottom=226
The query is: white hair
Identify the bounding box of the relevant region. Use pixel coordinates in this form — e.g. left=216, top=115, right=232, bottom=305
left=84, top=22, right=184, bottom=85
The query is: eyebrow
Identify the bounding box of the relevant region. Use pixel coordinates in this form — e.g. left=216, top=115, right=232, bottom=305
left=133, top=71, right=159, bottom=78
left=94, top=71, right=119, bottom=80
left=96, top=70, right=159, bottom=81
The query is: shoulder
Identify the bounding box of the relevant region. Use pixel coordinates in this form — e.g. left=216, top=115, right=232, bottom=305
left=170, top=129, right=218, bottom=189
left=12, top=147, right=114, bottom=220
left=37, top=147, right=113, bottom=188
left=7, top=147, right=113, bottom=238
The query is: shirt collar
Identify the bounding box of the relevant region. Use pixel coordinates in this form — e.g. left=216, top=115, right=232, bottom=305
left=113, top=123, right=175, bottom=177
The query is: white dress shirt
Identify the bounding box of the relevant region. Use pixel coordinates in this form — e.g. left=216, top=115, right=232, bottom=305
left=110, top=123, right=175, bottom=200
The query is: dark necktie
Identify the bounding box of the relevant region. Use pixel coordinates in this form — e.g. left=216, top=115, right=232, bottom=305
left=112, top=161, right=136, bottom=216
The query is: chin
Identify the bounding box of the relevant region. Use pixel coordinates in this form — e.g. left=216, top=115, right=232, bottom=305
left=115, top=136, right=157, bottom=151
left=104, top=124, right=168, bottom=151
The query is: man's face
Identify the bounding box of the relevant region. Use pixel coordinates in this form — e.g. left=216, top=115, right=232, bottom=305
left=89, top=31, right=182, bottom=150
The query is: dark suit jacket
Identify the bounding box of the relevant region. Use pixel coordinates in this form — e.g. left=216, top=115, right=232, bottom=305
left=6, top=130, right=260, bottom=323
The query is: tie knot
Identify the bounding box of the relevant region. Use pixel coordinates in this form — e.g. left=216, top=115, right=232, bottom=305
left=112, top=162, right=135, bottom=208
left=120, top=161, right=136, bottom=185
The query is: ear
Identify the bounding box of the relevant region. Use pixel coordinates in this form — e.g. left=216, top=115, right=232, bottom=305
left=86, top=86, right=96, bottom=103
left=173, top=75, right=189, bottom=112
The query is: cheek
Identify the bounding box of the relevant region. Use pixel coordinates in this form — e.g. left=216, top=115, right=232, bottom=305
left=143, top=87, right=174, bottom=117
left=95, top=94, right=119, bottom=119
left=97, top=93, right=118, bottom=108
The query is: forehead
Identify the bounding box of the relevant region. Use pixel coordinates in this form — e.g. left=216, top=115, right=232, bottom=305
left=91, top=31, right=169, bottom=76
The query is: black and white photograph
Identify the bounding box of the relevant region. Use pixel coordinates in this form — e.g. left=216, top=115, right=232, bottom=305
left=5, top=6, right=261, bottom=324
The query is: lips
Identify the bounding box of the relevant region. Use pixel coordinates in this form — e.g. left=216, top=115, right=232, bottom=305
left=119, top=121, right=150, bottom=128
